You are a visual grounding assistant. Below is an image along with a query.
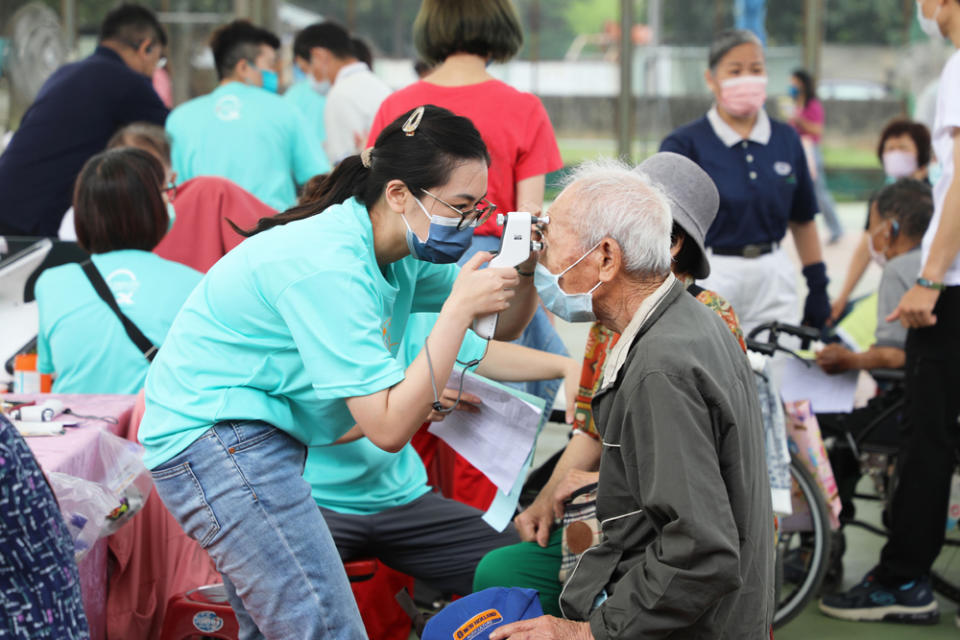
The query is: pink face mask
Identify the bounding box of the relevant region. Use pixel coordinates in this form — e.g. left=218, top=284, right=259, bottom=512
left=882, top=150, right=919, bottom=179
left=719, top=76, right=768, bottom=117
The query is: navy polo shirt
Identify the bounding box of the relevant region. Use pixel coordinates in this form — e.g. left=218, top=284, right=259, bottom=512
left=0, top=46, right=168, bottom=236
left=660, top=108, right=817, bottom=249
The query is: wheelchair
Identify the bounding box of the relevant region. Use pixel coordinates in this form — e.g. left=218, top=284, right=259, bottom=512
left=748, top=321, right=960, bottom=627
left=746, top=321, right=835, bottom=628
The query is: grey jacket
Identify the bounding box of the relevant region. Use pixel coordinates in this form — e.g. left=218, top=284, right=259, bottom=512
left=559, top=279, right=775, bottom=639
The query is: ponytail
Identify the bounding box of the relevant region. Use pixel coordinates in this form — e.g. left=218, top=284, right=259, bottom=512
left=234, top=105, right=489, bottom=237
left=230, top=155, right=368, bottom=237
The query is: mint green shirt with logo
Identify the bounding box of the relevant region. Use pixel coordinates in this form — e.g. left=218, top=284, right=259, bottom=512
left=139, top=198, right=463, bottom=469
left=167, top=82, right=329, bottom=210
left=36, top=250, right=202, bottom=394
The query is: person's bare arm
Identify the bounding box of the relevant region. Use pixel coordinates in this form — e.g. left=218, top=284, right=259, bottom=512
left=830, top=232, right=871, bottom=325
left=515, top=175, right=546, bottom=213
left=346, top=253, right=517, bottom=452
left=889, top=129, right=960, bottom=328
left=816, top=343, right=905, bottom=373
left=476, top=339, right=577, bottom=404
left=789, top=219, right=825, bottom=266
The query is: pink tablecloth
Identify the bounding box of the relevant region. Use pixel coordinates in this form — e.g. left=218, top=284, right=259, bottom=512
left=13, top=394, right=136, bottom=640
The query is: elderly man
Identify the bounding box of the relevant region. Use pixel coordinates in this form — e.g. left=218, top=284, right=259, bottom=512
left=491, top=160, right=774, bottom=639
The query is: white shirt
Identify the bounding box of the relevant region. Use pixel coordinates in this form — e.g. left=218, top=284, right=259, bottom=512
left=323, top=62, right=392, bottom=166
left=925, top=49, right=960, bottom=286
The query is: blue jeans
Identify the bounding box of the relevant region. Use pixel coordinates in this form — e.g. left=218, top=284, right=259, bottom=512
left=150, top=421, right=366, bottom=640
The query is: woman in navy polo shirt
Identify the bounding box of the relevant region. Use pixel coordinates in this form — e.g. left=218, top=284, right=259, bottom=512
left=660, top=29, right=830, bottom=333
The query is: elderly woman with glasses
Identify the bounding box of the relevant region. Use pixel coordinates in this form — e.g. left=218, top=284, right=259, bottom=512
left=489, top=159, right=774, bottom=640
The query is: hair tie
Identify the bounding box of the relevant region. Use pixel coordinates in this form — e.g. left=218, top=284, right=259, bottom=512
left=360, top=147, right=374, bottom=169
left=402, top=106, right=425, bottom=136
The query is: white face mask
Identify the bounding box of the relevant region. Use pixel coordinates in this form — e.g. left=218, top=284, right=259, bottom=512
left=917, top=0, right=944, bottom=39
left=533, top=243, right=603, bottom=323
left=867, top=231, right=888, bottom=267
left=309, top=77, right=331, bottom=95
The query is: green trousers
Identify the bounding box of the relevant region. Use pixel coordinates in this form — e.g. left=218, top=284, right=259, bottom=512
left=472, top=529, right=564, bottom=616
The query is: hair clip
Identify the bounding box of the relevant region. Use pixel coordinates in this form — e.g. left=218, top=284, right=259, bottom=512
left=402, top=106, right=425, bottom=136
left=360, top=147, right=374, bottom=168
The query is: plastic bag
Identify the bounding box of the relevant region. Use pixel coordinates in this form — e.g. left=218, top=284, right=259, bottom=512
left=46, top=429, right=153, bottom=560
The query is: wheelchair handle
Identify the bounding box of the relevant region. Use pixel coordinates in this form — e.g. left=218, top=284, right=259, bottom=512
left=747, top=321, right=821, bottom=350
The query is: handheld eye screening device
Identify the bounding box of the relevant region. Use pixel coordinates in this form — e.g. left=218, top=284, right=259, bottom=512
left=472, top=211, right=548, bottom=340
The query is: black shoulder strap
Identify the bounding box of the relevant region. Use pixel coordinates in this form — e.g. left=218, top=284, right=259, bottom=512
left=686, top=282, right=705, bottom=298
left=80, top=260, right=158, bottom=362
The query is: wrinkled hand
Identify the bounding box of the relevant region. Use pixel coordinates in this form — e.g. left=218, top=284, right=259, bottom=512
left=426, top=388, right=482, bottom=422
left=552, top=469, right=599, bottom=519
left=887, top=284, right=940, bottom=329
left=489, top=616, right=593, bottom=640
left=514, top=497, right=555, bottom=547
left=815, top=343, right=856, bottom=374
left=448, top=251, right=519, bottom=321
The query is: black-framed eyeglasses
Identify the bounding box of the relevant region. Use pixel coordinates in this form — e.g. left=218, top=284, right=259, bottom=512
left=162, top=182, right=177, bottom=203
left=421, top=188, right=497, bottom=231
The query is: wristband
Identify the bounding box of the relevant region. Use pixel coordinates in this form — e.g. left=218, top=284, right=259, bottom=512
left=917, top=277, right=946, bottom=291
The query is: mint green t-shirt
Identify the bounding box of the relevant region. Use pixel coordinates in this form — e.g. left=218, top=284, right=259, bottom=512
left=139, top=198, right=462, bottom=469
left=166, top=82, right=329, bottom=211
left=283, top=81, right=327, bottom=157
left=35, top=250, right=202, bottom=395
left=304, top=313, right=488, bottom=515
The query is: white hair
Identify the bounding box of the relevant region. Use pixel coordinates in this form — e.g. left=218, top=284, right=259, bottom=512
left=560, top=158, right=673, bottom=277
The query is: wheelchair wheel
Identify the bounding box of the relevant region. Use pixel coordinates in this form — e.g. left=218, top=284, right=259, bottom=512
left=773, top=456, right=833, bottom=629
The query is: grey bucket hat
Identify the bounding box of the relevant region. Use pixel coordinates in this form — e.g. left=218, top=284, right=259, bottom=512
left=635, top=152, right=720, bottom=280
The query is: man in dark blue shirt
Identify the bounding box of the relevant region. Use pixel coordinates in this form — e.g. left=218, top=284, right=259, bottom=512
left=0, top=4, right=169, bottom=236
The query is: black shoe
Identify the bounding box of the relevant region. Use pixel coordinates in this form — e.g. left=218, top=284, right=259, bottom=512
left=819, top=570, right=939, bottom=624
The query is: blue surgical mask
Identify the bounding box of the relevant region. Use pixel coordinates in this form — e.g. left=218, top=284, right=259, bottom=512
left=260, top=68, right=279, bottom=93
left=788, top=85, right=800, bottom=100
left=402, top=197, right=475, bottom=264
left=166, top=202, right=176, bottom=233
left=533, top=243, right=602, bottom=323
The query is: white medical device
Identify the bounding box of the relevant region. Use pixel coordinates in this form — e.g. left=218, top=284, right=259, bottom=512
left=472, top=212, right=547, bottom=340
